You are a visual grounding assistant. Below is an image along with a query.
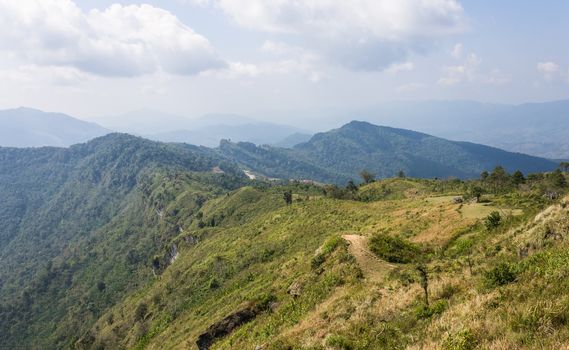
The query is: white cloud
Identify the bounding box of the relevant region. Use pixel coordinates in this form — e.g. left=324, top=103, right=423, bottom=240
left=396, top=82, right=426, bottom=93
left=206, top=0, right=466, bottom=71
left=537, top=61, right=560, bottom=80
left=439, top=52, right=511, bottom=87
left=385, top=62, right=415, bottom=75
left=451, top=43, right=463, bottom=59
left=438, top=53, right=480, bottom=85
left=0, top=0, right=224, bottom=77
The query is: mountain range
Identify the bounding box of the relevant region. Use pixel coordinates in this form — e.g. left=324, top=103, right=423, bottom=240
left=217, top=121, right=558, bottom=184
left=0, top=107, right=110, bottom=148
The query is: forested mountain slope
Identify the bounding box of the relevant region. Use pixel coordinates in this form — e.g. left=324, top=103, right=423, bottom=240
left=0, top=134, right=247, bottom=349
left=218, top=121, right=557, bottom=184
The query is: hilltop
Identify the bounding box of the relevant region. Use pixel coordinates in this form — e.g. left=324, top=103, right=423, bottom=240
left=218, top=121, right=557, bottom=184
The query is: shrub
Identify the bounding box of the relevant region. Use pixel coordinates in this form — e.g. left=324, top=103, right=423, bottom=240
left=443, top=328, right=477, bottom=350
left=484, top=262, right=517, bottom=288
left=485, top=211, right=501, bottom=230
left=414, top=300, right=448, bottom=319
left=369, top=234, right=419, bottom=263
left=326, top=334, right=353, bottom=350
left=134, top=303, right=148, bottom=321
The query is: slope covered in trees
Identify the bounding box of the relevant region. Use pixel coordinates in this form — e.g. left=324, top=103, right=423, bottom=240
left=217, top=121, right=557, bottom=184
left=0, top=134, right=247, bottom=349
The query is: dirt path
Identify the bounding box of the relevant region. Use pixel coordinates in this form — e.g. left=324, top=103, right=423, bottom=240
left=342, top=234, right=395, bottom=282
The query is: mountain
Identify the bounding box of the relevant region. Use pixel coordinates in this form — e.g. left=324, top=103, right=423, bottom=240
left=217, top=121, right=558, bottom=184
left=0, top=134, right=246, bottom=349
left=272, top=132, right=313, bottom=148
left=148, top=122, right=305, bottom=148
left=356, top=99, right=569, bottom=159
left=0, top=107, right=110, bottom=147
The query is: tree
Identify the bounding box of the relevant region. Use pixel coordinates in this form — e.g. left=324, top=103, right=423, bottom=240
left=550, top=169, right=567, bottom=188
left=512, top=170, right=526, bottom=186
left=480, top=171, right=489, bottom=181
left=470, top=186, right=484, bottom=202
left=416, top=264, right=429, bottom=306
left=397, top=170, right=406, bottom=178
left=283, top=190, right=293, bottom=205
left=346, top=180, right=358, bottom=193
left=560, top=162, right=569, bottom=173
left=489, top=166, right=510, bottom=192
left=360, top=170, right=375, bottom=184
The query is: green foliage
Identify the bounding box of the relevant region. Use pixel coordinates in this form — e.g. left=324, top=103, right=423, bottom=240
left=414, top=300, right=448, bottom=319
left=483, top=262, right=518, bottom=288
left=359, top=170, right=375, bottom=184
left=369, top=233, right=420, bottom=264
left=485, top=211, right=502, bottom=230
left=326, top=334, right=354, bottom=350
left=443, top=328, right=477, bottom=350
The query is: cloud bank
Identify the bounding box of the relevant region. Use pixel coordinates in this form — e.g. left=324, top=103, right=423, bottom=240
left=0, top=0, right=224, bottom=77
left=206, top=0, right=466, bottom=70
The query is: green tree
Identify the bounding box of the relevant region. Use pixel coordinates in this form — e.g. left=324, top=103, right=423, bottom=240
left=417, top=264, right=429, bottom=306
left=346, top=180, right=358, bottom=193
left=560, top=162, right=569, bottom=172
left=397, top=170, right=406, bottom=178
left=549, top=169, right=567, bottom=188
left=512, top=170, right=525, bottom=185
left=283, top=190, right=293, bottom=205
left=480, top=171, right=489, bottom=181
left=489, top=166, right=510, bottom=192
left=470, top=186, right=484, bottom=202
left=359, top=170, right=375, bottom=184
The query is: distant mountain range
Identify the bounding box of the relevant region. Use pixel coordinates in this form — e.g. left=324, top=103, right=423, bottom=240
left=354, top=100, right=569, bottom=159
left=217, top=121, right=558, bottom=184
left=0, top=107, right=110, bottom=148
left=2, top=99, right=569, bottom=159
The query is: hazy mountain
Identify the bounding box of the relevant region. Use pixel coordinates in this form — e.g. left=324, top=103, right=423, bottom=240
left=272, top=132, right=313, bottom=148
left=353, top=99, right=569, bottom=159
left=0, top=107, right=110, bottom=147
left=218, top=121, right=557, bottom=184
left=148, top=122, right=305, bottom=147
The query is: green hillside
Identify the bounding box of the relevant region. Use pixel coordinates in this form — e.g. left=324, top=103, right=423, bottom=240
left=218, top=121, right=557, bottom=184
left=0, top=133, right=568, bottom=349
left=0, top=134, right=248, bottom=349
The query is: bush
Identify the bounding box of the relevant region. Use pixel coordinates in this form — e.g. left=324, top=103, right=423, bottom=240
left=485, top=211, right=501, bottom=230
left=326, top=334, right=353, bottom=350
left=134, top=303, right=148, bottom=321
left=369, top=234, right=419, bottom=263
left=484, top=262, right=517, bottom=288
left=414, top=300, right=448, bottom=319
left=443, top=328, right=477, bottom=350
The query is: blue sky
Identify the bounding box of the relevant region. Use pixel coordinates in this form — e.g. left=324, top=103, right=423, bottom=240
left=0, top=0, right=567, bottom=122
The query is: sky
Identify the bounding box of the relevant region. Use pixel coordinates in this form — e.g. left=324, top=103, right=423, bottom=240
left=0, top=0, right=568, bottom=122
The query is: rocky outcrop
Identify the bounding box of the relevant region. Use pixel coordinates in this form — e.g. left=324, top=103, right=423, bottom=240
left=196, top=304, right=261, bottom=350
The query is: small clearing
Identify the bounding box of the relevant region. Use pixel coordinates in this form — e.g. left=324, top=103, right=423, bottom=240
left=342, top=234, right=395, bottom=282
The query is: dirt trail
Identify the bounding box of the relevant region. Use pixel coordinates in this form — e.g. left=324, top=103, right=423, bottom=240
left=343, top=234, right=395, bottom=282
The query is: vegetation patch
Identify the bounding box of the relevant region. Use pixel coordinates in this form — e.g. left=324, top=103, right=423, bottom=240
left=369, top=233, right=420, bottom=264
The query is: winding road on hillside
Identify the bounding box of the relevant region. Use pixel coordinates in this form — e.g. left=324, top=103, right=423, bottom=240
left=342, top=234, right=395, bottom=282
